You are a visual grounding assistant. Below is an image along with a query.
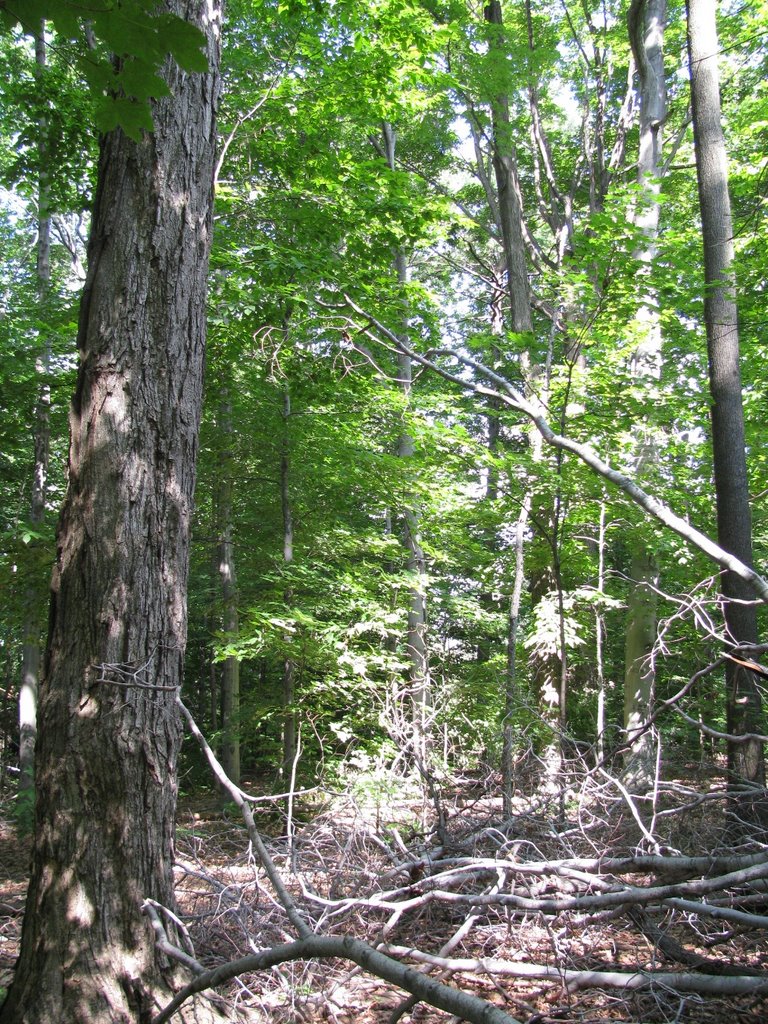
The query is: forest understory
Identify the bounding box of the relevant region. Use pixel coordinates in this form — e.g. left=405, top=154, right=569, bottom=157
left=3, top=751, right=768, bottom=1024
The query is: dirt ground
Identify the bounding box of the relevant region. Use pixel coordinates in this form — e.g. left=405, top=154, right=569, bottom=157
left=2, top=769, right=768, bottom=1023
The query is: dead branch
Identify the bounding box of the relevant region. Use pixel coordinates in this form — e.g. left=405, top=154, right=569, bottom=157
left=378, top=944, right=768, bottom=996
left=153, top=934, right=522, bottom=1024
left=159, top=698, right=523, bottom=1024
left=141, top=900, right=205, bottom=974
left=627, top=904, right=766, bottom=977
left=664, top=897, right=768, bottom=928
left=341, top=293, right=768, bottom=603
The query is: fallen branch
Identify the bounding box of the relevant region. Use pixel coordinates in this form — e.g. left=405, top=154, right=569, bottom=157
left=301, top=856, right=768, bottom=918
left=156, top=699, right=522, bottom=1024
left=378, top=945, right=768, bottom=996
left=141, top=900, right=205, bottom=975
left=627, top=904, right=766, bottom=977
left=153, top=934, right=522, bottom=1024
left=665, top=897, right=768, bottom=928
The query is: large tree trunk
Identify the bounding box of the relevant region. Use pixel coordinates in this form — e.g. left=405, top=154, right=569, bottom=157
left=687, top=0, right=765, bottom=797
left=0, top=4, right=222, bottom=1021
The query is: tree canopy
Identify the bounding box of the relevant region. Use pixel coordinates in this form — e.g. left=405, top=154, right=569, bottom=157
left=2, top=0, right=768, bottom=1020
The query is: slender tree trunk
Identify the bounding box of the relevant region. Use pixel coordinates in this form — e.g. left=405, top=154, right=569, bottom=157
left=382, top=122, right=431, bottom=768
left=595, top=502, right=607, bottom=763
left=476, top=271, right=504, bottom=666
left=485, top=0, right=565, bottom=771
left=0, top=4, right=222, bottom=1020
left=397, top=328, right=430, bottom=767
left=623, top=0, right=667, bottom=787
left=502, top=495, right=529, bottom=816
left=216, top=388, right=240, bottom=787
left=280, top=385, right=298, bottom=783
left=687, top=0, right=765, bottom=797
left=18, top=26, right=51, bottom=810
left=622, top=0, right=666, bottom=783
left=484, top=0, right=533, bottom=336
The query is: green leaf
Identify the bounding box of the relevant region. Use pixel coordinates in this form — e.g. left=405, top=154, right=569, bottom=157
left=117, top=60, right=171, bottom=102
left=93, top=95, right=153, bottom=139
left=154, top=15, right=209, bottom=73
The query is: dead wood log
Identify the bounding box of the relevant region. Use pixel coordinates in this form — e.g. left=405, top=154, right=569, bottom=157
left=379, top=944, right=768, bottom=997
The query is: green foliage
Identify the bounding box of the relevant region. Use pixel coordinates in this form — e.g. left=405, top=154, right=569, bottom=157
left=1, top=0, right=208, bottom=138
left=3, top=0, right=768, bottom=792
left=13, top=786, right=35, bottom=835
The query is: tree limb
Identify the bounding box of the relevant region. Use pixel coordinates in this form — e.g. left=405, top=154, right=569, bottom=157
left=160, top=700, right=522, bottom=1024
left=341, top=294, right=768, bottom=603
left=153, top=934, right=521, bottom=1024
left=378, top=945, right=768, bottom=996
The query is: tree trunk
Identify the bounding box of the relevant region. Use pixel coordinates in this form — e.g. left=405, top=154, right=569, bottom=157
left=687, top=0, right=765, bottom=795
left=216, top=388, right=240, bottom=787
left=18, top=25, right=51, bottom=811
left=0, top=3, right=222, bottom=1020
left=382, top=122, right=431, bottom=768
left=502, top=496, right=529, bottom=816
left=595, top=502, right=607, bottom=763
left=623, top=0, right=666, bottom=788
left=280, top=386, right=298, bottom=784
left=484, top=0, right=533, bottom=336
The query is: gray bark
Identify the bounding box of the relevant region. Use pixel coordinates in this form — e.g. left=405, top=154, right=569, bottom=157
left=280, top=386, right=298, bottom=783
left=595, top=502, right=607, bottom=761
left=0, top=3, right=222, bottom=1020
left=502, top=496, right=528, bottom=815
left=623, top=0, right=667, bottom=786
left=382, top=122, right=431, bottom=767
left=216, top=388, right=240, bottom=787
left=687, top=0, right=765, bottom=793
left=484, top=0, right=533, bottom=335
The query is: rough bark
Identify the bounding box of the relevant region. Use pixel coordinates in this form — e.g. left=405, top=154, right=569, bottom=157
left=0, top=3, right=222, bottom=1021
left=687, top=0, right=765, bottom=794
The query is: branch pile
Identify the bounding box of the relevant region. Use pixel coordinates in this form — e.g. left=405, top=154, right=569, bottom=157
left=154, top=707, right=768, bottom=1023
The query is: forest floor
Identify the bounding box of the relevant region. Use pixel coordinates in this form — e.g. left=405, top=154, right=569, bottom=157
left=2, top=757, right=768, bottom=1023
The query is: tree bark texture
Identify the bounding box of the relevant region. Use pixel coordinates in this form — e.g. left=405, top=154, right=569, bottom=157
left=1, top=3, right=222, bottom=1021
left=687, top=0, right=765, bottom=790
